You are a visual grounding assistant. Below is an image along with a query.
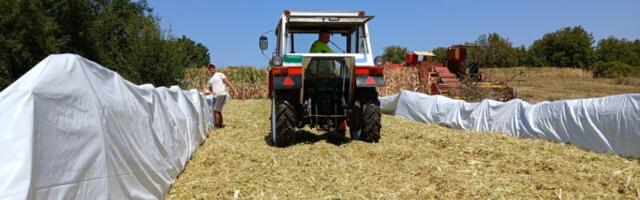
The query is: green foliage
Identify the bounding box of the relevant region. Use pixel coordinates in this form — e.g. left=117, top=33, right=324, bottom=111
left=514, top=45, right=528, bottom=67
left=596, top=37, right=640, bottom=66
left=468, top=33, right=519, bottom=67
left=0, top=0, right=65, bottom=90
left=592, top=61, right=640, bottom=78
left=591, top=37, right=640, bottom=78
left=528, top=26, right=595, bottom=68
left=431, top=47, right=447, bottom=63
left=382, top=45, right=408, bottom=64
left=0, top=0, right=210, bottom=91
left=165, top=36, right=211, bottom=68
left=45, top=0, right=98, bottom=59
left=634, top=40, right=640, bottom=57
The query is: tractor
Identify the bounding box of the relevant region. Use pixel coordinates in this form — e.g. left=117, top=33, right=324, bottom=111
left=259, top=10, right=385, bottom=147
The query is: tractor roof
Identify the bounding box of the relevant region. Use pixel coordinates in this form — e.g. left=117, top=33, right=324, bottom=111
left=286, top=10, right=365, bottom=17
left=278, top=10, right=374, bottom=34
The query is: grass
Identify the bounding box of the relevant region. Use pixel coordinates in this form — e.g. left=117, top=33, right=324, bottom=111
left=482, top=67, right=640, bottom=103
left=165, top=99, right=640, bottom=199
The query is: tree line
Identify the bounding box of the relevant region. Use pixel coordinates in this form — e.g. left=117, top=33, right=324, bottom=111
left=0, top=0, right=211, bottom=91
left=383, top=26, right=640, bottom=78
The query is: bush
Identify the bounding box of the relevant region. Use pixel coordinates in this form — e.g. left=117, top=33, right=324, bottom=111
left=382, top=45, right=408, bottom=64
left=592, top=61, right=640, bottom=78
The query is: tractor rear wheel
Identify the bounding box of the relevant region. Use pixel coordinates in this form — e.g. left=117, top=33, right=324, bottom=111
left=361, top=103, right=381, bottom=142
left=271, top=100, right=295, bottom=147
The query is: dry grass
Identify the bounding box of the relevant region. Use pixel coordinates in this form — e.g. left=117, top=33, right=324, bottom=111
left=483, top=67, right=640, bottom=103
left=165, top=99, right=640, bottom=199
left=483, top=67, right=593, bottom=80
left=613, top=77, right=640, bottom=87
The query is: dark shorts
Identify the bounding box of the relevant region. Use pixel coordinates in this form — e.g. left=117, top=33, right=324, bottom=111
left=211, top=95, right=227, bottom=112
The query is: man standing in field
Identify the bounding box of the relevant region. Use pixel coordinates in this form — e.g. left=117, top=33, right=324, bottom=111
left=206, top=63, right=238, bottom=128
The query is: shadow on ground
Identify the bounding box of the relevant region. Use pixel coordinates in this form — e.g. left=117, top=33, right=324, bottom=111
left=264, top=129, right=350, bottom=147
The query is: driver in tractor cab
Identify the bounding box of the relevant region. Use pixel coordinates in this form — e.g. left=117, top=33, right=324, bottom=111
left=309, top=31, right=334, bottom=53
left=308, top=31, right=337, bottom=78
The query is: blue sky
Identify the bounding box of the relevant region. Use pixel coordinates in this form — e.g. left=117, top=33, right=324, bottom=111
left=147, top=0, right=640, bottom=67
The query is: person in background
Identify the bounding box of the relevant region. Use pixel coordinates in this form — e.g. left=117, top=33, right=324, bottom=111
left=205, top=63, right=238, bottom=128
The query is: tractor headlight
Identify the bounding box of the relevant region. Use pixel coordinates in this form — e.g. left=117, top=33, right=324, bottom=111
left=271, top=55, right=283, bottom=66
left=374, top=56, right=384, bottom=66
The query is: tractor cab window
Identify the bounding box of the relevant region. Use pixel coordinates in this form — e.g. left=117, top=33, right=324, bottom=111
left=281, top=17, right=370, bottom=54
left=285, top=27, right=366, bottom=54
left=285, top=33, right=347, bottom=54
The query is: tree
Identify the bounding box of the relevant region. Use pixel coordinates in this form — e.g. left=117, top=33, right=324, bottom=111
left=382, top=45, right=408, bottom=64
left=0, top=0, right=212, bottom=91
left=472, top=33, right=519, bottom=67
left=90, top=0, right=157, bottom=84
left=528, top=26, right=595, bottom=68
left=0, top=0, right=65, bottom=89
left=634, top=40, right=640, bottom=58
left=515, top=45, right=528, bottom=67
left=165, top=35, right=211, bottom=68
left=596, top=37, right=640, bottom=66
left=44, top=0, right=98, bottom=60
left=432, top=47, right=447, bottom=63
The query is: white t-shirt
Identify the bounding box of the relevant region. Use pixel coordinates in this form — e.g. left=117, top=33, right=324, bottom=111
left=208, top=72, right=228, bottom=97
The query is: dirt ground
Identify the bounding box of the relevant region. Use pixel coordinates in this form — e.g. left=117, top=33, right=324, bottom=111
left=483, top=67, right=640, bottom=103
left=165, top=99, right=640, bottom=199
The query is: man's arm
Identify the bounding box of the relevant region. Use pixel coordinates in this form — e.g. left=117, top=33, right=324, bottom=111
left=321, top=42, right=334, bottom=53
left=205, top=81, right=212, bottom=95
left=223, top=78, right=239, bottom=97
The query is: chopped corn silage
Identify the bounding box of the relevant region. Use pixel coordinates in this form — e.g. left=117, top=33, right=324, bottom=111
left=165, top=99, right=640, bottom=199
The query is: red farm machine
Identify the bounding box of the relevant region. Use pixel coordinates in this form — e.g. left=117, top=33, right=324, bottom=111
left=406, top=45, right=516, bottom=101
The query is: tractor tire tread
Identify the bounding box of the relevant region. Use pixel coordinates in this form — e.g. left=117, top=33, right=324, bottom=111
left=274, top=102, right=295, bottom=147
left=361, top=103, right=381, bottom=142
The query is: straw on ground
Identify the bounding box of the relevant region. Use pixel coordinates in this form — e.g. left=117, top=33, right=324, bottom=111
left=165, top=99, right=640, bottom=199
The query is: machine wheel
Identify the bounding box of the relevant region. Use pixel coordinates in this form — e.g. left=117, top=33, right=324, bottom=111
left=271, top=100, right=296, bottom=147
left=349, top=102, right=381, bottom=142
left=348, top=103, right=363, bottom=140
left=361, top=103, right=381, bottom=142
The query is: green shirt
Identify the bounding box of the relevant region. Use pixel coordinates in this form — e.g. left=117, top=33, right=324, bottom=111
left=309, top=40, right=334, bottom=53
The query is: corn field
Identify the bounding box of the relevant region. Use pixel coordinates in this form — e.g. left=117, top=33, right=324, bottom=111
left=377, top=66, right=424, bottom=96
left=181, top=66, right=269, bottom=99
left=182, top=65, right=429, bottom=99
